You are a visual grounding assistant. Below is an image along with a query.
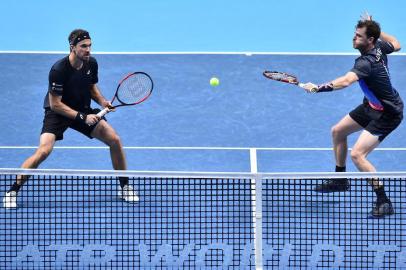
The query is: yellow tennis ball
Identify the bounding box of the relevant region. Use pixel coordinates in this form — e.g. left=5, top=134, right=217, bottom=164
left=210, top=77, right=220, bottom=87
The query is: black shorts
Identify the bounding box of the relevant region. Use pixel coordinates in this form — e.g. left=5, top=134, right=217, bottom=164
left=41, top=108, right=105, bottom=141
left=349, top=104, right=403, bottom=141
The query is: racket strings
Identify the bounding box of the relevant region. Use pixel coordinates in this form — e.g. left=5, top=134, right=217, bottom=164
left=264, top=71, right=298, bottom=84
left=117, top=74, right=152, bottom=104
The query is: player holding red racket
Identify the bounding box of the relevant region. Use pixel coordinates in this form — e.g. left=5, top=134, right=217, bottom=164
left=3, top=29, right=151, bottom=208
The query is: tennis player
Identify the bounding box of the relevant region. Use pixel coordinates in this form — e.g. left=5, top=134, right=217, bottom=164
left=3, top=29, right=139, bottom=208
left=302, top=15, right=403, bottom=218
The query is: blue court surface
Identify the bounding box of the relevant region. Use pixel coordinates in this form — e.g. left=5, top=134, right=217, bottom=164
left=1, top=53, right=406, bottom=269
left=0, top=53, right=405, bottom=172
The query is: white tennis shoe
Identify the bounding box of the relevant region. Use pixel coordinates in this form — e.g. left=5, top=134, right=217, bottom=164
left=3, top=191, right=18, bottom=209
left=118, top=185, right=139, bottom=202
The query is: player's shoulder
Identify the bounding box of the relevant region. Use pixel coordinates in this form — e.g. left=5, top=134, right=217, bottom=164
left=88, top=56, right=98, bottom=69
left=355, top=49, right=377, bottom=65
left=50, top=56, right=70, bottom=72
left=88, top=56, right=98, bottom=65
left=376, top=39, right=394, bottom=50
left=354, top=54, right=372, bottom=64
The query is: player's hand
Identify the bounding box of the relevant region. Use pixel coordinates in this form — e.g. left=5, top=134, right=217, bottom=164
left=85, top=114, right=101, bottom=126
left=302, top=82, right=319, bottom=93
left=102, top=100, right=115, bottom=112
left=360, top=11, right=372, bottom=21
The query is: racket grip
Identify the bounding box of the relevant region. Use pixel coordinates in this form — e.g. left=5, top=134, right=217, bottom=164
left=96, top=107, right=110, bottom=118
left=298, top=83, right=318, bottom=92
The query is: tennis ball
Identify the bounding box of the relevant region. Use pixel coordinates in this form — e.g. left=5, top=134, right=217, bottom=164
left=210, top=77, right=220, bottom=87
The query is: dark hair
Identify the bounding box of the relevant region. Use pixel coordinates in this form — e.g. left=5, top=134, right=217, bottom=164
left=68, top=29, right=91, bottom=46
left=356, top=20, right=381, bottom=44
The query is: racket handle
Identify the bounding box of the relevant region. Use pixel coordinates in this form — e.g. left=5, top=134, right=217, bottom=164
left=97, top=107, right=110, bottom=118
left=298, top=83, right=318, bottom=92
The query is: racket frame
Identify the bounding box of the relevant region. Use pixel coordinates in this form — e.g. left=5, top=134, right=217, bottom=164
left=97, top=72, right=153, bottom=117
left=263, top=70, right=312, bottom=90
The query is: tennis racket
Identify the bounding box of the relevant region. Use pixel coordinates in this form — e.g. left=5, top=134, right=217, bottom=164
left=97, top=72, right=153, bottom=117
left=263, top=70, right=317, bottom=91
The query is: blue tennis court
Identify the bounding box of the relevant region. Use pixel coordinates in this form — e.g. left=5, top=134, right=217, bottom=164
left=1, top=52, right=406, bottom=269
left=1, top=53, right=405, bottom=172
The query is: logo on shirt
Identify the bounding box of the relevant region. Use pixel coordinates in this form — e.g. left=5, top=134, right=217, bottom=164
left=51, top=82, right=63, bottom=91
left=87, top=70, right=91, bottom=75
left=376, top=48, right=382, bottom=62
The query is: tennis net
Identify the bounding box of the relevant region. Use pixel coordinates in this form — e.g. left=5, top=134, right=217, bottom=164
left=0, top=169, right=405, bottom=269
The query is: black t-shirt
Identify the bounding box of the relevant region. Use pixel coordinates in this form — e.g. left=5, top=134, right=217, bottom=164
left=351, top=40, right=403, bottom=115
left=44, top=56, right=99, bottom=112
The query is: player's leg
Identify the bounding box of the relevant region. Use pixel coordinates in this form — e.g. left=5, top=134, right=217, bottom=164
left=91, top=120, right=139, bottom=202
left=352, top=108, right=402, bottom=218
left=314, top=114, right=363, bottom=193
left=91, top=120, right=127, bottom=171
left=332, top=114, right=364, bottom=169
left=351, top=130, right=393, bottom=217
left=18, top=133, right=57, bottom=184
left=350, top=130, right=380, bottom=173
left=3, top=133, right=56, bottom=208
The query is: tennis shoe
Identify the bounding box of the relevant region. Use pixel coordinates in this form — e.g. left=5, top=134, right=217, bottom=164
left=3, top=191, right=18, bottom=209
left=369, top=199, right=394, bottom=218
left=313, top=179, right=350, bottom=193
left=118, top=185, right=139, bottom=202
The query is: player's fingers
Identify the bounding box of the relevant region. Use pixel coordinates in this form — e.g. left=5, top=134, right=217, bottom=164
left=302, top=82, right=317, bottom=93
left=90, top=114, right=101, bottom=123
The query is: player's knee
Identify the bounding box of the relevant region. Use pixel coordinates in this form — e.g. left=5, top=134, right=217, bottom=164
left=331, top=125, right=340, bottom=138
left=350, top=149, right=364, bottom=164
left=107, top=133, right=122, bottom=148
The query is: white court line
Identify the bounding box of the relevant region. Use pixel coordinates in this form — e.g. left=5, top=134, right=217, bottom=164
left=1, top=50, right=406, bottom=56
left=249, top=148, right=263, bottom=269
left=1, top=146, right=406, bottom=151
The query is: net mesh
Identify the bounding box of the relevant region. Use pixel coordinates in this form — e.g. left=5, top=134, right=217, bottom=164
left=0, top=171, right=255, bottom=269
left=116, top=73, right=152, bottom=105
left=263, top=176, right=406, bottom=269
left=0, top=169, right=405, bottom=269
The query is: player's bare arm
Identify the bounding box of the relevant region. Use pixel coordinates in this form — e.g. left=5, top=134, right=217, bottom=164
left=90, top=84, right=112, bottom=109
left=361, top=11, right=401, bottom=51
left=49, top=92, right=100, bottom=125
left=380, top=32, right=401, bottom=51
left=303, top=72, right=359, bottom=93
left=329, top=71, right=359, bottom=89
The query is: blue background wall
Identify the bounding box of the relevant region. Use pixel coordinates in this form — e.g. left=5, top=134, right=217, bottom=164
left=1, top=0, right=405, bottom=52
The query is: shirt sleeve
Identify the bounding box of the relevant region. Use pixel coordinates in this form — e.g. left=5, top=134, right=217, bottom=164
left=90, top=58, right=99, bottom=84
left=376, top=39, right=395, bottom=55
left=351, top=58, right=371, bottom=80
left=48, top=69, right=65, bottom=96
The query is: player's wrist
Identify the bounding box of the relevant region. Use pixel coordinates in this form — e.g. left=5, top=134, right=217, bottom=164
left=317, top=82, right=334, bottom=92
left=75, top=112, right=87, bottom=124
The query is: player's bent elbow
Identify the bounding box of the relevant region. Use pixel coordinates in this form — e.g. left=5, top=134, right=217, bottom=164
left=394, top=44, right=401, bottom=52
left=392, top=40, right=401, bottom=52
left=341, top=80, right=352, bottom=88
left=49, top=103, right=59, bottom=111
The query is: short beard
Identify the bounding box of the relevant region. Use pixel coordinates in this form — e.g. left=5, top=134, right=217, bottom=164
left=355, top=44, right=368, bottom=54
left=78, top=54, right=90, bottom=62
